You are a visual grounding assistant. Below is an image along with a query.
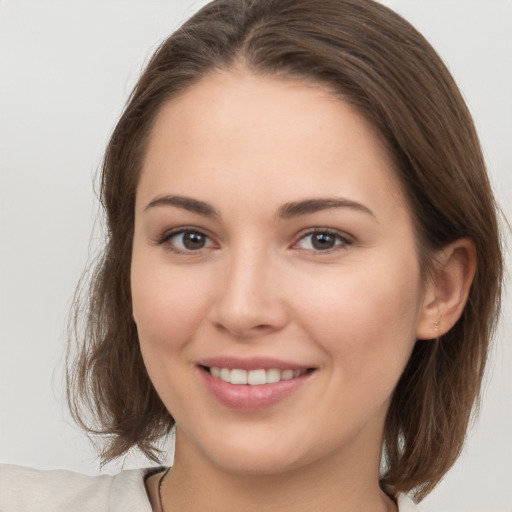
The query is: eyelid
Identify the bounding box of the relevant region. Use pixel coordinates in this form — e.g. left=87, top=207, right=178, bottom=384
left=154, top=226, right=218, bottom=254
left=291, top=227, right=353, bottom=252
left=152, top=226, right=352, bottom=255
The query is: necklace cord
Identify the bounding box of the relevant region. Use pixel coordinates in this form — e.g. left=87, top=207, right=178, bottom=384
left=157, top=467, right=172, bottom=512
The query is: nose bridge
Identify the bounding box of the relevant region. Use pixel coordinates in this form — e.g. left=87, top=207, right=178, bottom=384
left=211, top=240, right=287, bottom=337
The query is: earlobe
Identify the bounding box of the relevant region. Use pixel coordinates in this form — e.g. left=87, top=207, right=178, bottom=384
left=416, top=238, right=477, bottom=340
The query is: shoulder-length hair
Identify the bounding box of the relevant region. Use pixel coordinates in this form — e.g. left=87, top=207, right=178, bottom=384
left=67, top=0, right=503, bottom=500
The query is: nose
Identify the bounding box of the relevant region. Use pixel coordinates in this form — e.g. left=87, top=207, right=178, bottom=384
left=208, top=247, right=289, bottom=339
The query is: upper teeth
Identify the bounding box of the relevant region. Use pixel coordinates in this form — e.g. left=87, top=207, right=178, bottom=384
left=209, top=367, right=307, bottom=385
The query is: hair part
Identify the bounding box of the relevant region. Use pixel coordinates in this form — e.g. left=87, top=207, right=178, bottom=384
left=67, top=0, right=503, bottom=500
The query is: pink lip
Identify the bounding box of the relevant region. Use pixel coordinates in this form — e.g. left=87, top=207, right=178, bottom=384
left=198, top=356, right=311, bottom=371
left=198, top=366, right=314, bottom=411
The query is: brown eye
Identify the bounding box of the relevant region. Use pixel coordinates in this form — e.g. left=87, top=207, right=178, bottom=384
left=311, top=233, right=337, bottom=250
left=164, top=229, right=215, bottom=253
left=182, top=231, right=207, bottom=250
left=295, top=230, right=350, bottom=252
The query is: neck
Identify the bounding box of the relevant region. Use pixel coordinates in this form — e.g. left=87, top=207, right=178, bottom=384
left=158, top=430, right=396, bottom=512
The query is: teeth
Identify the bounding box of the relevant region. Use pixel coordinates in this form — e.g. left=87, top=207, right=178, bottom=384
left=266, top=368, right=281, bottom=384
left=247, top=369, right=266, bottom=385
left=209, top=367, right=307, bottom=385
left=281, top=369, right=294, bottom=380
left=230, top=369, right=248, bottom=385
left=219, top=368, right=230, bottom=382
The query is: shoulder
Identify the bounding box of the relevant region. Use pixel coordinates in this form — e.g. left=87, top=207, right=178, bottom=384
left=0, top=464, right=158, bottom=512
left=397, top=493, right=432, bottom=512
left=0, top=465, right=435, bottom=512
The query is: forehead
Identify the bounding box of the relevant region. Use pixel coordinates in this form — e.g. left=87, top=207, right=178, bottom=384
left=137, top=70, right=407, bottom=217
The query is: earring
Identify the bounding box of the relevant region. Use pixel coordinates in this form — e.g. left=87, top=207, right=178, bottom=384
left=434, top=320, right=440, bottom=333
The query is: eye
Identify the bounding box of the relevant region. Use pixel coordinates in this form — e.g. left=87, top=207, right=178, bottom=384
left=159, top=228, right=216, bottom=253
left=294, top=229, right=351, bottom=252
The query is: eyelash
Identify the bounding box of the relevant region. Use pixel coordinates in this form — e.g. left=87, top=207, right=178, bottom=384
left=155, top=227, right=352, bottom=255
left=293, top=228, right=352, bottom=253
left=155, top=227, right=216, bottom=255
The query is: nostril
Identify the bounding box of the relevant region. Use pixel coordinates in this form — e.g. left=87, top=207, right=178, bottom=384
left=208, top=283, right=289, bottom=338
left=254, top=324, right=274, bottom=330
left=213, top=321, right=275, bottom=338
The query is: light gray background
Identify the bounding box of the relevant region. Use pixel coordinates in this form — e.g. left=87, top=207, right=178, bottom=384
left=1, top=1, right=511, bottom=511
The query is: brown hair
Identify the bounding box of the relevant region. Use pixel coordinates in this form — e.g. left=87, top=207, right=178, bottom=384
left=67, top=0, right=503, bottom=500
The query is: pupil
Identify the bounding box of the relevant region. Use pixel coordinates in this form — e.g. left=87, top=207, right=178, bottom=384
left=312, top=233, right=335, bottom=250
left=184, top=232, right=205, bottom=249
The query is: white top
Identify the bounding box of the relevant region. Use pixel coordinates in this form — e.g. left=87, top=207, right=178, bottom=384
left=0, top=464, right=424, bottom=511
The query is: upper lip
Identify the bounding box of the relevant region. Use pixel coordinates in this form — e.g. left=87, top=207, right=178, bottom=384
left=198, top=356, right=313, bottom=371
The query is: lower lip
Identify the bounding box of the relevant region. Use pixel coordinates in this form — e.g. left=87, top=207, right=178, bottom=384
left=199, top=367, right=313, bottom=411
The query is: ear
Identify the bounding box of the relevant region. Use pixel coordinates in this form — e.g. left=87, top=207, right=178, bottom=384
left=416, top=238, right=477, bottom=340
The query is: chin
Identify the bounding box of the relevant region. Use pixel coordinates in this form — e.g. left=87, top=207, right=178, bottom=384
left=186, top=426, right=309, bottom=476
left=210, top=448, right=306, bottom=476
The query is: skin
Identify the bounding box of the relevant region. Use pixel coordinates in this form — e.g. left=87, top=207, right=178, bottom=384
left=132, top=70, right=475, bottom=512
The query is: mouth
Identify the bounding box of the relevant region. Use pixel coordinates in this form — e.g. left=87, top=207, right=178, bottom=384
left=202, top=366, right=313, bottom=385
left=198, top=361, right=316, bottom=411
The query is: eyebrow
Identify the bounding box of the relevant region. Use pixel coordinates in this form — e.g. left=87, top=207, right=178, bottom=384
left=144, top=194, right=375, bottom=220
left=144, top=195, right=220, bottom=217
left=278, top=198, right=376, bottom=219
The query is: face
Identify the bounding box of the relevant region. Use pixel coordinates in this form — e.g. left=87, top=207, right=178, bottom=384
left=131, top=70, right=429, bottom=477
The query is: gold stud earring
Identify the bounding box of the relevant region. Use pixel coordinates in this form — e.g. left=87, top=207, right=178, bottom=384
left=434, top=320, right=440, bottom=333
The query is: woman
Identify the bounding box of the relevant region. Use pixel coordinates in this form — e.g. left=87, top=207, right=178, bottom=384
left=0, top=0, right=504, bottom=511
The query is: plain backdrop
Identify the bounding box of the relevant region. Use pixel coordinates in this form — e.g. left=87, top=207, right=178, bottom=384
left=0, top=1, right=511, bottom=511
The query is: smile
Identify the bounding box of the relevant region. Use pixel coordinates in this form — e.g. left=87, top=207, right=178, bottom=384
left=199, top=363, right=315, bottom=411
left=208, top=367, right=309, bottom=385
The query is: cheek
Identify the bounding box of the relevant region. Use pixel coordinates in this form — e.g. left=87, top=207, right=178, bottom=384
left=131, top=259, right=213, bottom=355
left=130, top=260, right=216, bottom=415
left=293, top=257, right=423, bottom=377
